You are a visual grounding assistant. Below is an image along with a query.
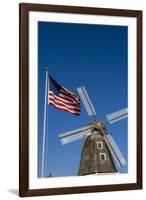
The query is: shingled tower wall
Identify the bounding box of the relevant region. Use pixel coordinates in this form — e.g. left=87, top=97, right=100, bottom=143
left=77, top=124, right=117, bottom=175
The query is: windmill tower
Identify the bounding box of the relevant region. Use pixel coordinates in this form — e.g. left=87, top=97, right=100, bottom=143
left=59, top=86, right=127, bottom=175
left=78, top=122, right=117, bottom=175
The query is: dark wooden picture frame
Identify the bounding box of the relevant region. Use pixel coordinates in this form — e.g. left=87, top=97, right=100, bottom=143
left=19, top=3, right=142, bottom=197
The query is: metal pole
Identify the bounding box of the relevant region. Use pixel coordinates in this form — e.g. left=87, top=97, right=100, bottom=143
left=41, top=69, right=48, bottom=177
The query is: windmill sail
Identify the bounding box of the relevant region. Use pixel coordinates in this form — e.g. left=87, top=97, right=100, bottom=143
left=59, top=125, right=92, bottom=144
left=104, top=136, right=121, bottom=168
left=60, top=130, right=92, bottom=144
left=106, top=108, right=128, bottom=124
left=77, top=86, right=96, bottom=117
left=104, top=134, right=127, bottom=167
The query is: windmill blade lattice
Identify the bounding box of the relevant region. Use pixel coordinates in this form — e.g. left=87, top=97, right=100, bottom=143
left=106, top=108, right=128, bottom=124
left=77, top=86, right=96, bottom=117
left=104, top=134, right=127, bottom=167
left=59, top=125, right=92, bottom=144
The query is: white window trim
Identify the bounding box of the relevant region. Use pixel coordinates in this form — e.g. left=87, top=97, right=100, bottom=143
left=100, top=153, right=106, bottom=161
left=97, top=141, right=103, bottom=149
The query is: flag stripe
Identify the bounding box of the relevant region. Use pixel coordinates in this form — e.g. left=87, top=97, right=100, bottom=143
left=59, top=93, right=79, bottom=103
left=59, top=94, right=80, bottom=104
left=48, top=91, right=80, bottom=106
left=61, top=88, right=79, bottom=102
left=49, top=102, right=80, bottom=115
left=62, top=86, right=78, bottom=96
left=48, top=97, right=81, bottom=111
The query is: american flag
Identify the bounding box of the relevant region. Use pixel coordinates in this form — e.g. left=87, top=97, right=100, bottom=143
left=48, top=75, right=81, bottom=115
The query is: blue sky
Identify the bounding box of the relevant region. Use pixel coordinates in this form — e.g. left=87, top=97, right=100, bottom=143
left=38, top=22, right=128, bottom=177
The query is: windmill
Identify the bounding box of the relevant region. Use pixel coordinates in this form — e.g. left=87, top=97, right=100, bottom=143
left=58, top=86, right=128, bottom=175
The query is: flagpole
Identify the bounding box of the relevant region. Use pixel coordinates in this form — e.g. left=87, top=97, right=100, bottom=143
left=41, top=68, right=48, bottom=177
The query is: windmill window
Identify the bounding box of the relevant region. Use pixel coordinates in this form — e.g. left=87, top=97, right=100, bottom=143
left=100, top=153, right=106, bottom=160
left=97, top=142, right=103, bottom=149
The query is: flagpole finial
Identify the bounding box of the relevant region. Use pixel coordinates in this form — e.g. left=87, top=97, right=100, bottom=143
left=39, top=66, right=49, bottom=72
left=45, top=66, right=48, bottom=71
